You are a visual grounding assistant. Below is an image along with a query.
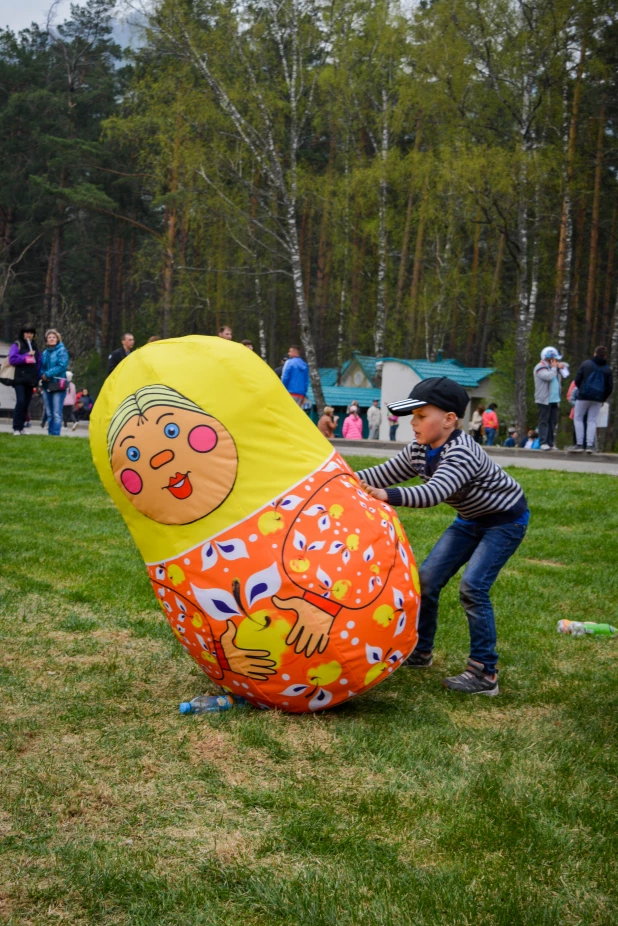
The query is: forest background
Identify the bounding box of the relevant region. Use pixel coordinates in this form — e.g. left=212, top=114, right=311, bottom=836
left=1, top=0, right=617, bottom=438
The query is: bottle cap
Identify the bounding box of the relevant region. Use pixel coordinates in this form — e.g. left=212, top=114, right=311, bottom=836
left=179, top=702, right=192, bottom=714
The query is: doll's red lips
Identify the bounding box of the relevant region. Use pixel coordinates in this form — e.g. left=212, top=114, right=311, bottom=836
left=164, top=472, right=193, bottom=499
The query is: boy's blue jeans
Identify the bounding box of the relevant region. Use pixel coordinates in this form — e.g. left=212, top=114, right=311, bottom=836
left=416, top=517, right=527, bottom=675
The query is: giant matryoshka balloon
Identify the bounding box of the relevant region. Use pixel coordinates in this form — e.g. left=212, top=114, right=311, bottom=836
left=90, top=336, right=420, bottom=712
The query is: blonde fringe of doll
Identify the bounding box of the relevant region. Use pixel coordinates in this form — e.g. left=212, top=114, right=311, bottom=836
left=107, top=385, right=207, bottom=458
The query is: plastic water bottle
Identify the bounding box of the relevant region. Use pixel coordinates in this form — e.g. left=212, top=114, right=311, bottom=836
left=557, top=619, right=618, bottom=637
left=179, top=693, right=248, bottom=714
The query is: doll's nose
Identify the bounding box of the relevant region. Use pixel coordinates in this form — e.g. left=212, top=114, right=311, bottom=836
left=150, top=449, right=175, bottom=469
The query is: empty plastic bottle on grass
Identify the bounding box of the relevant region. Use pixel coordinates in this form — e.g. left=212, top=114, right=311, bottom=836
left=179, top=693, right=249, bottom=714
left=557, top=620, right=617, bottom=637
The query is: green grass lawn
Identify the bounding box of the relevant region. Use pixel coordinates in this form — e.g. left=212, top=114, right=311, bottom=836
left=1, top=435, right=618, bottom=925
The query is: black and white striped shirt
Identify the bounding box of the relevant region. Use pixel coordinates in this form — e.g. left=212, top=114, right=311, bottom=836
left=357, top=429, right=527, bottom=526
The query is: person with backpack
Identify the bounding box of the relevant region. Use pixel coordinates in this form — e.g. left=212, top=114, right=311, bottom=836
left=568, top=347, right=613, bottom=453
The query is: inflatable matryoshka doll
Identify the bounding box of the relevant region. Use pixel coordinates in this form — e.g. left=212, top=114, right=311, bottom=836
left=90, top=336, right=420, bottom=712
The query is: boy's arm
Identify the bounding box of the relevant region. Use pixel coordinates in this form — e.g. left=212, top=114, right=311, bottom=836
left=356, top=445, right=418, bottom=489
left=381, top=447, right=481, bottom=509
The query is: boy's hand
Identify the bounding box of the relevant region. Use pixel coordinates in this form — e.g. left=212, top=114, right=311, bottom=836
left=360, top=481, right=388, bottom=502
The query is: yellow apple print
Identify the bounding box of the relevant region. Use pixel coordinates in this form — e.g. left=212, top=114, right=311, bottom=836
left=372, top=604, right=395, bottom=627
left=332, top=579, right=352, bottom=601
left=307, top=660, right=342, bottom=687
left=364, top=661, right=388, bottom=685
left=289, top=557, right=310, bottom=573
left=346, top=534, right=359, bottom=551
left=410, top=565, right=420, bottom=595
left=370, top=564, right=380, bottom=575
left=258, top=510, right=285, bottom=535
left=235, top=609, right=290, bottom=668
left=393, top=517, right=405, bottom=542
left=191, top=612, right=203, bottom=628
left=329, top=504, right=344, bottom=518
left=167, top=564, right=185, bottom=587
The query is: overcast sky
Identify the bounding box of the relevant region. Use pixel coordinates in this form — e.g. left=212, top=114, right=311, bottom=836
left=0, top=0, right=87, bottom=33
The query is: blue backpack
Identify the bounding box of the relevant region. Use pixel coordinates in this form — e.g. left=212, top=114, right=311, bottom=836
left=578, top=366, right=606, bottom=402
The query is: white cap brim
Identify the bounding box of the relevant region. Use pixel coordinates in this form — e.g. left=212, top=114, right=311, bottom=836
left=387, top=398, right=428, bottom=417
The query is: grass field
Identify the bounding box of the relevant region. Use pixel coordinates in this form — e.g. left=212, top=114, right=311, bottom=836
left=1, top=434, right=617, bottom=926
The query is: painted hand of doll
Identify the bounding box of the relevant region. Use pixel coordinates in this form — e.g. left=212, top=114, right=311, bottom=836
left=359, top=481, right=389, bottom=502
left=219, top=620, right=277, bottom=681
left=273, top=595, right=335, bottom=658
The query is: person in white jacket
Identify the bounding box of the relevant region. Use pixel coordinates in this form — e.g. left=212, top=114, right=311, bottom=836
left=367, top=399, right=382, bottom=439
left=533, top=346, right=569, bottom=450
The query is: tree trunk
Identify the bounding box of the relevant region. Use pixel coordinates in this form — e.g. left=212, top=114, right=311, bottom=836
left=407, top=173, right=429, bottom=355
left=479, top=232, right=505, bottom=366
left=601, top=192, right=617, bottom=330
left=374, top=86, right=389, bottom=359
left=395, top=115, right=422, bottom=320
left=101, top=236, right=113, bottom=351
left=585, top=106, right=606, bottom=348
left=466, top=207, right=482, bottom=363
left=569, top=197, right=586, bottom=348
left=286, top=200, right=325, bottom=412
left=552, top=38, right=585, bottom=343
left=608, top=289, right=618, bottom=449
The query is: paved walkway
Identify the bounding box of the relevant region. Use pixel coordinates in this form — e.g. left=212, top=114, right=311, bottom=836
left=2, top=421, right=617, bottom=475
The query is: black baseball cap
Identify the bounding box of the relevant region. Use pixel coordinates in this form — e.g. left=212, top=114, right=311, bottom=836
left=387, top=376, right=469, bottom=418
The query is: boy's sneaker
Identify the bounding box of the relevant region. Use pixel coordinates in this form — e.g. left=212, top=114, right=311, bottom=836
left=403, top=649, right=433, bottom=668
left=566, top=444, right=584, bottom=453
left=540, top=443, right=551, bottom=451
left=442, top=660, right=499, bottom=696
left=585, top=447, right=597, bottom=454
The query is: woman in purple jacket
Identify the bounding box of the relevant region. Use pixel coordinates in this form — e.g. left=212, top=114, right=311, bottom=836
left=8, top=324, right=41, bottom=435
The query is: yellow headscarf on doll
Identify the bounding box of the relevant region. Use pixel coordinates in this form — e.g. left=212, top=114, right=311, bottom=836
left=90, top=336, right=331, bottom=564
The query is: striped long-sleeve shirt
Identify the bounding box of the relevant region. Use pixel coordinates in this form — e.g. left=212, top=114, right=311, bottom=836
left=356, top=429, right=527, bottom=526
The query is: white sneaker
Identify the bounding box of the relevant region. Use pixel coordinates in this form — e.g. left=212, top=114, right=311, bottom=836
left=540, top=443, right=551, bottom=451
left=71, top=421, right=78, bottom=431
left=12, top=430, right=22, bottom=436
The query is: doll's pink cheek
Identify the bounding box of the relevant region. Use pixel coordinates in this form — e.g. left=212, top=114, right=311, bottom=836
left=121, top=469, right=143, bottom=495
left=188, top=425, right=218, bottom=453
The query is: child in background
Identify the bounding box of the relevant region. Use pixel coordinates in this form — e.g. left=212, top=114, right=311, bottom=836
left=503, top=427, right=518, bottom=447
left=481, top=403, right=499, bottom=445
left=357, top=377, right=529, bottom=696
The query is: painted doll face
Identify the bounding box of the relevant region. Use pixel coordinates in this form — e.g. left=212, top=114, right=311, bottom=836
left=110, top=405, right=238, bottom=524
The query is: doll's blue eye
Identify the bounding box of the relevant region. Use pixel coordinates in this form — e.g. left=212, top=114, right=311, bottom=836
left=126, top=446, right=140, bottom=462
left=164, top=422, right=180, bottom=438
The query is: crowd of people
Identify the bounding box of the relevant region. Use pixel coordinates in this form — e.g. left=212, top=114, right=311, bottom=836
left=5, top=326, right=94, bottom=436
left=3, top=326, right=614, bottom=451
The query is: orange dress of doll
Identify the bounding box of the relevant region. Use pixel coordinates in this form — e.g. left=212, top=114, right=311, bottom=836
left=147, top=453, right=420, bottom=712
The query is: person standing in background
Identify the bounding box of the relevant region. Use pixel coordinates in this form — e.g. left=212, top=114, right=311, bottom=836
left=7, top=324, right=40, bottom=435
left=533, top=346, right=568, bottom=450
left=481, top=403, right=499, bottom=446
left=62, top=373, right=77, bottom=429
left=468, top=405, right=484, bottom=444
left=40, top=329, right=69, bottom=436
left=367, top=399, right=382, bottom=439
left=108, top=333, right=134, bottom=375
left=241, top=339, right=254, bottom=350
left=388, top=411, right=399, bottom=441
left=281, top=345, right=309, bottom=406
left=569, top=346, right=613, bottom=453
left=218, top=325, right=233, bottom=340
left=342, top=405, right=363, bottom=440
left=317, top=406, right=338, bottom=439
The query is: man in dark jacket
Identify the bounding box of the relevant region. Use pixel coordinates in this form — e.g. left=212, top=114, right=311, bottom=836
left=569, top=346, right=614, bottom=453
left=108, top=333, right=135, bottom=375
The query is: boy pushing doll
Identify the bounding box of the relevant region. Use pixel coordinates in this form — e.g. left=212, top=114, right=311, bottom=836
left=357, top=377, right=528, bottom=696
